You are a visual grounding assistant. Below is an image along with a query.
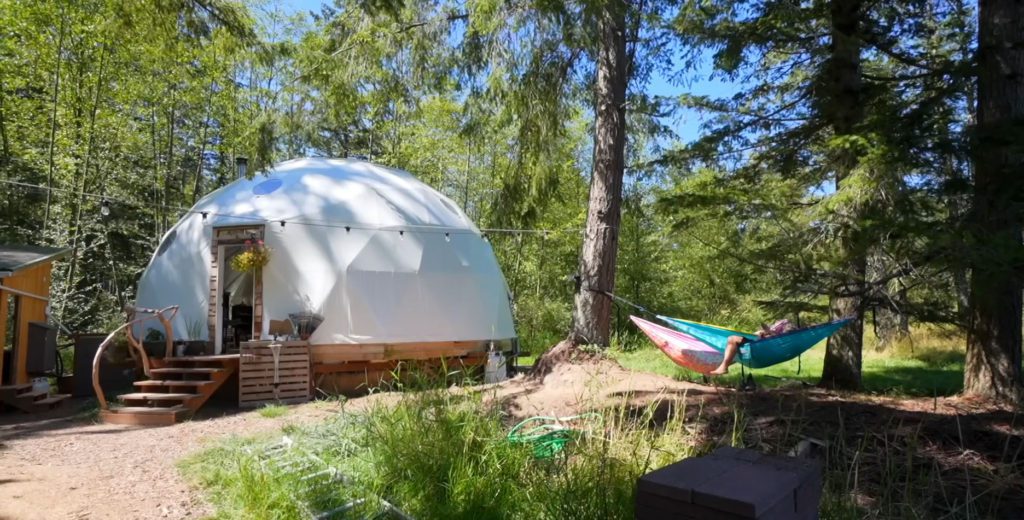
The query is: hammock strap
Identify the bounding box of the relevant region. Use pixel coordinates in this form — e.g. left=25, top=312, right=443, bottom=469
left=586, top=287, right=653, bottom=317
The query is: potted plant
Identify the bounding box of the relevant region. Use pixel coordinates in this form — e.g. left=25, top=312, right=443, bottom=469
left=103, top=332, right=133, bottom=364
left=142, top=328, right=167, bottom=358
left=181, top=317, right=210, bottom=355
left=230, top=239, right=272, bottom=273
left=288, top=296, right=323, bottom=341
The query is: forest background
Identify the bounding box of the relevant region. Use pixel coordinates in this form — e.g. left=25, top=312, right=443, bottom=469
left=1, top=0, right=1018, bottom=399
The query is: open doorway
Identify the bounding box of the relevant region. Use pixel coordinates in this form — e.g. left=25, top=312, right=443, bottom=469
left=220, top=245, right=255, bottom=352
left=210, top=226, right=265, bottom=354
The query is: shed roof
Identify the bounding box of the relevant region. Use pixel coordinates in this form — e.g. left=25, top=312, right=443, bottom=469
left=0, top=244, right=71, bottom=276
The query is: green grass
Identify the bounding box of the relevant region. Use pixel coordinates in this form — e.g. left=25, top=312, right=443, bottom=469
left=182, top=387, right=696, bottom=520
left=611, top=327, right=965, bottom=397
left=256, top=404, right=288, bottom=418
left=181, top=367, right=1019, bottom=519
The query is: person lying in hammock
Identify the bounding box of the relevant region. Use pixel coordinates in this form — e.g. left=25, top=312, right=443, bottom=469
left=709, top=319, right=795, bottom=375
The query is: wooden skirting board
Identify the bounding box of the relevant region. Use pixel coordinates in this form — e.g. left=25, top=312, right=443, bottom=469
left=239, top=341, right=312, bottom=407
left=309, top=340, right=489, bottom=363
left=239, top=339, right=501, bottom=397
left=313, top=353, right=489, bottom=395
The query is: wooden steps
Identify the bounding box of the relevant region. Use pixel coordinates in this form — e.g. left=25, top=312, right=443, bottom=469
left=150, top=367, right=226, bottom=375
left=134, top=380, right=217, bottom=388
left=99, top=405, right=190, bottom=426
left=100, top=354, right=238, bottom=426
left=0, top=383, right=70, bottom=413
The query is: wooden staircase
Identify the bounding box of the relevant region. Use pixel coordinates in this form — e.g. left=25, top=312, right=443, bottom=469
left=100, top=354, right=238, bottom=426
left=0, top=383, right=69, bottom=413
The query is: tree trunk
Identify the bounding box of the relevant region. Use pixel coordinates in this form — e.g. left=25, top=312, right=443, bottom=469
left=191, top=73, right=217, bottom=206
left=868, top=250, right=909, bottom=349
left=163, top=96, right=175, bottom=232
left=0, top=77, right=10, bottom=162
left=964, top=0, right=1024, bottom=404
left=569, top=0, right=628, bottom=347
left=59, top=44, right=106, bottom=323
left=874, top=286, right=909, bottom=348
left=819, top=0, right=865, bottom=390
left=42, top=11, right=67, bottom=236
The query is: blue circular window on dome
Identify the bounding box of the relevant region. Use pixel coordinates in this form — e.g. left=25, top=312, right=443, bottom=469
left=253, top=178, right=283, bottom=196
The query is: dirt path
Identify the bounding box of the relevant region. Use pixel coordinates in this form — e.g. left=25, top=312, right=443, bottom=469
left=0, top=400, right=346, bottom=520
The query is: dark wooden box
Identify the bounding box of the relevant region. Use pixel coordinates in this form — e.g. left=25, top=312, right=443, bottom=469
left=636, top=446, right=822, bottom=520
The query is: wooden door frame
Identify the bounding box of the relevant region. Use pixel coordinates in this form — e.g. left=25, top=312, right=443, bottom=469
left=208, top=225, right=265, bottom=353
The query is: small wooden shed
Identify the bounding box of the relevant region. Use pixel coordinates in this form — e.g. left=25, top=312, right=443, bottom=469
left=0, top=244, right=70, bottom=385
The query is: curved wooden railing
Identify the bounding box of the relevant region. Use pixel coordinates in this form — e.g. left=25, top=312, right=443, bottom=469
left=92, top=305, right=179, bottom=411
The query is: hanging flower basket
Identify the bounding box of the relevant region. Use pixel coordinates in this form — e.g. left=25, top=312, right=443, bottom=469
left=230, top=239, right=272, bottom=272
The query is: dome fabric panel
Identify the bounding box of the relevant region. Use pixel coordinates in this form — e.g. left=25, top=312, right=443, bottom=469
left=134, top=158, right=515, bottom=348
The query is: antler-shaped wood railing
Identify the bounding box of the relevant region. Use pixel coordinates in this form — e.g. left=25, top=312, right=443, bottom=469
left=92, top=305, right=179, bottom=411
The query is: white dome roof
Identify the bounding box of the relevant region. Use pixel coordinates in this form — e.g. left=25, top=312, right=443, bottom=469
left=135, top=158, right=514, bottom=350
left=196, top=157, right=475, bottom=231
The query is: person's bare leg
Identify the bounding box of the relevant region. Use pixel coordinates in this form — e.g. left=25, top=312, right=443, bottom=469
left=709, top=336, right=743, bottom=375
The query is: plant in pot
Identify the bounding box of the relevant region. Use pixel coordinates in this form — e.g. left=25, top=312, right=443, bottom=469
left=142, top=328, right=168, bottom=358
left=103, top=332, right=133, bottom=364
left=229, top=239, right=272, bottom=273
left=288, top=296, right=323, bottom=341
left=181, top=317, right=210, bottom=355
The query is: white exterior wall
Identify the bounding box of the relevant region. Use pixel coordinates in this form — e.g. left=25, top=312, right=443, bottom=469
left=134, top=158, right=516, bottom=345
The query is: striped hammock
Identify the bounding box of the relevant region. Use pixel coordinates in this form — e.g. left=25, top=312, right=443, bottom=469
left=631, top=315, right=852, bottom=373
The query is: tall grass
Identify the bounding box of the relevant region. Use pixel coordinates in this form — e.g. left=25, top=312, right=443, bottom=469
left=183, top=387, right=695, bottom=520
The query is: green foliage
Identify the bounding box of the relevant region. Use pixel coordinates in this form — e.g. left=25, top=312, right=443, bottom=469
left=144, top=328, right=165, bottom=343
left=184, top=387, right=695, bottom=520
left=229, top=241, right=272, bottom=272
left=256, top=404, right=288, bottom=418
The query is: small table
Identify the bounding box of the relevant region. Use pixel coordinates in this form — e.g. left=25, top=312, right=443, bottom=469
left=636, top=446, right=822, bottom=519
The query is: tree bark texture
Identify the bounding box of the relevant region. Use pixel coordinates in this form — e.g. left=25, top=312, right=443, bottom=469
left=868, top=251, right=909, bottom=348
left=964, top=0, right=1024, bottom=404
left=0, top=78, right=10, bottom=162
left=570, top=0, right=628, bottom=347
left=42, top=12, right=67, bottom=235
left=819, top=0, right=866, bottom=390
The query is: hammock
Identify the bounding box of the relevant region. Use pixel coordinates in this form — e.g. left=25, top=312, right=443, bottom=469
left=631, top=315, right=852, bottom=373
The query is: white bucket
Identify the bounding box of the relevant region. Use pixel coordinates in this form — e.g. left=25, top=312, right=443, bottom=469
left=484, top=351, right=506, bottom=384
left=31, top=377, right=50, bottom=395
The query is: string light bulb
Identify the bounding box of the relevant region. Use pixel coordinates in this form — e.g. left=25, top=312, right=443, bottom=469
left=279, top=220, right=286, bottom=228
left=399, top=230, right=405, bottom=239
left=100, top=199, right=111, bottom=217
left=201, top=211, right=208, bottom=222
left=345, top=226, right=351, bottom=233
left=444, top=232, right=451, bottom=242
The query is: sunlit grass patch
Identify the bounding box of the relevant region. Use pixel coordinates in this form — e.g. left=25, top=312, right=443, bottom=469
left=256, top=404, right=289, bottom=418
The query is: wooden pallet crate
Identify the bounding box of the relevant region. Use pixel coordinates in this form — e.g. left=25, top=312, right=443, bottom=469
left=239, top=340, right=311, bottom=407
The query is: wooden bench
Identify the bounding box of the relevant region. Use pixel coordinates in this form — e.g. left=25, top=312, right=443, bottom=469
left=636, top=446, right=822, bottom=519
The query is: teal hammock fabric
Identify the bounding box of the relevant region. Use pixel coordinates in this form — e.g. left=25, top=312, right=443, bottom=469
left=658, top=316, right=853, bottom=369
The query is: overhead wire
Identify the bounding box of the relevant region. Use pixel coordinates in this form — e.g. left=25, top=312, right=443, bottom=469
left=0, top=177, right=601, bottom=237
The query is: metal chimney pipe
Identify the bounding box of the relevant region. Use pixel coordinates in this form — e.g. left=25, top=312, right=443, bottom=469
left=236, top=157, right=248, bottom=179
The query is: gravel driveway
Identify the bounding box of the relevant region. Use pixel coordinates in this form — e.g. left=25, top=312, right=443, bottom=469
left=0, top=399, right=345, bottom=520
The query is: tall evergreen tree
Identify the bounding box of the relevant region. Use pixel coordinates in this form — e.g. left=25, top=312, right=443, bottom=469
left=964, top=0, right=1024, bottom=404
left=669, top=0, right=974, bottom=389
left=571, top=0, right=628, bottom=347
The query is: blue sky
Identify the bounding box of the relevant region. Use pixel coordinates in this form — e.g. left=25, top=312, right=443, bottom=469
left=273, top=0, right=737, bottom=144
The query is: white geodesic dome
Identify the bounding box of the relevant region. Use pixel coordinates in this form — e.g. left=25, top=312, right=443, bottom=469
left=134, top=158, right=516, bottom=350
